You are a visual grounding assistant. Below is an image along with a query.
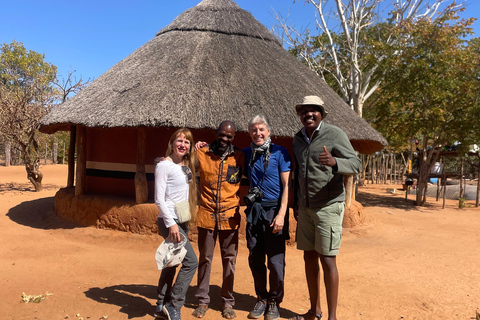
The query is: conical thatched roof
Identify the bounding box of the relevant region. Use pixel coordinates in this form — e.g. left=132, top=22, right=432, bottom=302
left=40, top=0, right=387, bottom=154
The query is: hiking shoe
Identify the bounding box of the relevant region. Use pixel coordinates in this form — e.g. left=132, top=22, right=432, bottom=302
left=248, top=299, right=267, bottom=319
left=163, top=303, right=181, bottom=320
left=154, top=304, right=167, bottom=320
left=265, top=301, right=280, bottom=320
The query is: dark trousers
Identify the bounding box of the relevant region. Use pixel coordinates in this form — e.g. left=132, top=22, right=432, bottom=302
left=195, top=226, right=239, bottom=307
left=156, top=218, right=198, bottom=310
left=246, top=207, right=286, bottom=304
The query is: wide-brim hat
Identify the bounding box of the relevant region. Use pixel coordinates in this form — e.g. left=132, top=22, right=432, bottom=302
left=295, top=95, right=328, bottom=118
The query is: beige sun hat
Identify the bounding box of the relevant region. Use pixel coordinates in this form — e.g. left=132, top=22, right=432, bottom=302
left=295, top=95, right=328, bottom=118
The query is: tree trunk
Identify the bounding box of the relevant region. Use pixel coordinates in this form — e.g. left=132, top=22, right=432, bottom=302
left=415, top=138, right=441, bottom=206
left=5, top=142, right=11, bottom=167
left=415, top=163, right=429, bottom=206
left=25, top=159, right=43, bottom=192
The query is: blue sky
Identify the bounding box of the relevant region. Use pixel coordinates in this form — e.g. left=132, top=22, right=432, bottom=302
left=1, top=0, right=478, bottom=82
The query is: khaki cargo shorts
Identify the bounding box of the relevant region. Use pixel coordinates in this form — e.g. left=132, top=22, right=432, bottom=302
left=296, top=202, right=345, bottom=256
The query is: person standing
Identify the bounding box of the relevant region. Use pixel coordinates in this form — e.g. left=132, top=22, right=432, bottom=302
left=154, top=128, right=198, bottom=320
left=192, top=121, right=246, bottom=320
left=290, top=96, right=361, bottom=320
left=243, top=115, right=291, bottom=320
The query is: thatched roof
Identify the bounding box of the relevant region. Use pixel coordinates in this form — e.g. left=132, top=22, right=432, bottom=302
left=39, top=0, right=387, bottom=154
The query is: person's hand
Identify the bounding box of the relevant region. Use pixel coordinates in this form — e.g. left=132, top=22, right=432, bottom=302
left=319, top=146, right=336, bottom=167
left=168, top=224, right=181, bottom=243
left=194, top=141, right=208, bottom=151
left=270, top=214, right=285, bottom=234
left=154, top=156, right=166, bottom=165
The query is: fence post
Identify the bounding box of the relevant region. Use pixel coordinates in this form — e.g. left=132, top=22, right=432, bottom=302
left=53, top=142, right=58, bottom=164
left=5, top=142, right=11, bottom=166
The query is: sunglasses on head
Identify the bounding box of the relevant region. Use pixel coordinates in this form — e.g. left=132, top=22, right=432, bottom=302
left=181, top=165, right=193, bottom=183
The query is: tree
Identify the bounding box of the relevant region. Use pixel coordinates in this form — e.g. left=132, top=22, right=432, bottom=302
left=364, top=8, right=478, bottom=205
left=0, top=40, right=89, bottom=191
left=0, top=41, right=57, bottom=190
left=274, top=0, right=463, bottom=117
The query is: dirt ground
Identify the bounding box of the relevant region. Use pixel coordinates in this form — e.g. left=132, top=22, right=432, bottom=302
left=1, top=164, right=479, bottom=320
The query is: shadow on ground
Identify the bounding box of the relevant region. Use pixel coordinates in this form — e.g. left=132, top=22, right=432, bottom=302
left=357, top=188, right=440, bottom=210
left=0, top=182, right=62, bottom=192
left=6, top=196, right=80, bottom=230
left=84, top=283, right=297, bottom=319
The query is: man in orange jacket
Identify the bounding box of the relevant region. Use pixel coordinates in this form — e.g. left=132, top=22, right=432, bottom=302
left=192, top=120, right=246, bottom=320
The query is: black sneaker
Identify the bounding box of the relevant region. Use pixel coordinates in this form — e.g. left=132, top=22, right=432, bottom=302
left=265, top=301, right=280, bottom=320
left=247, top=299, right=267, bottom=319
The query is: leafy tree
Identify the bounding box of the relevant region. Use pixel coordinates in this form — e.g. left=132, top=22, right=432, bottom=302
left=0, top=40, right=89, bottom=191
left=274, top=0, right=463, bottom=117
left=364, top=8, right=478, bottom=205
left=0, top=40, right=57, bottom=190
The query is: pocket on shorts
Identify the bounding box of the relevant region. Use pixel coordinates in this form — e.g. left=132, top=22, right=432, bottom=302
left=330, top=225, right=342, bottom=251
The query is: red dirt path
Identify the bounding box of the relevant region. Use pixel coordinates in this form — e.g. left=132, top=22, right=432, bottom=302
left=1, top=165, right=479, bottom=320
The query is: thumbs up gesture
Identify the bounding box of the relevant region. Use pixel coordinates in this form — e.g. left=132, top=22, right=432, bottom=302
left=319, top=146, right=336, bottom=167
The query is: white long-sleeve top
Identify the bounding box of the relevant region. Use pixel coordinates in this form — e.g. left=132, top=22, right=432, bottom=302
left=154, top=160, right=189, bottom=228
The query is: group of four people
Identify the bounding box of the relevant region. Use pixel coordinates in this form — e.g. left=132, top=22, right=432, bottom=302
left=153, top=95, right=362, bottom=320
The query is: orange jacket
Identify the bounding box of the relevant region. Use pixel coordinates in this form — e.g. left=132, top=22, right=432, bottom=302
left=196, top=144, right=246, bottom=230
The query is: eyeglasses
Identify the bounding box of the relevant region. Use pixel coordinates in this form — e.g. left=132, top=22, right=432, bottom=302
left=181, top=165, right=193, bottom=183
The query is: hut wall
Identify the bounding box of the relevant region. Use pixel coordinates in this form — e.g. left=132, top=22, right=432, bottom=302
left=85, top=127, right=174, bottom=198
left=85, top=127, right=137, bottom=197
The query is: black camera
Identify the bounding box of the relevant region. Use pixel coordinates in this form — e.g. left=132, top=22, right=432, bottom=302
left=244, top=187, right=263, bottom=205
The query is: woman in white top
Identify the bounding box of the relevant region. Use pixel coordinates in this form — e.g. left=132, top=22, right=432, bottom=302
left=154, top=128, right=198, bottom=320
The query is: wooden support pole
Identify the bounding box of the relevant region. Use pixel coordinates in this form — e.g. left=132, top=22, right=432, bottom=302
left=442, top=172, right=447, bottom=209
left=75, top=125, right=86, bottom=196
left=67, top=126, right=76, bottom=188
left=370, top=155, right=375, bottom=184
left=460, top=158, right=464, bottom=199
left=436, top=178, right=440, bottom=201
left=134, top=127, right=148, bottom=204
left=393, top=153, right=397, bottom=184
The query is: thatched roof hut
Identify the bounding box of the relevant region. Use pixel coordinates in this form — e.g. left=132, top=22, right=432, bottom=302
left=40, top=0, right=386, bottom=154
left=38, top=0, right=387, bottom=233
